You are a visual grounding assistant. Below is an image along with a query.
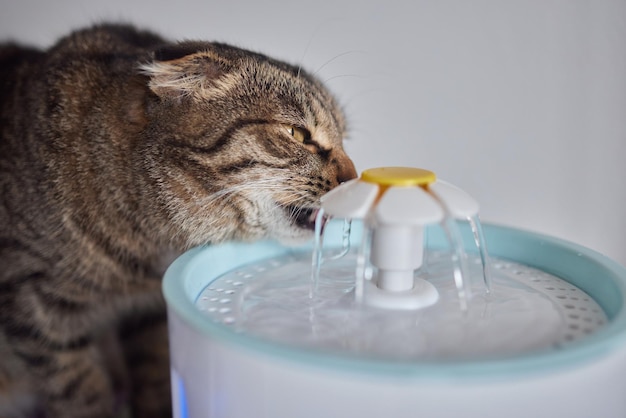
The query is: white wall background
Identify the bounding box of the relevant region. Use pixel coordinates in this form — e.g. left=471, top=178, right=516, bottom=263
left=2, top=0, right=625, bottom=266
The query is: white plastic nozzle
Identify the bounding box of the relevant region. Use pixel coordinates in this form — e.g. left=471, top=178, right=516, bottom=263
left=320, top=167, right=479, bottom=310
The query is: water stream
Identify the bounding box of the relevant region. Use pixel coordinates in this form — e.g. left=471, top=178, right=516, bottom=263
left=310, top=212, right=491, bottom=311
left=439, top=218, right=472, bottom=310
left=309, top=209, right=326, bottom=298
left=468, top=214, right=492, bottom=292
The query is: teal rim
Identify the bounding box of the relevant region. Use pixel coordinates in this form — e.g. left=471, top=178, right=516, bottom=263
left=162, top=223, right=626, bottom=380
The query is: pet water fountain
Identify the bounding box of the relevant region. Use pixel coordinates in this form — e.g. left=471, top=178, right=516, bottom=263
left=163, top=167, right=626, bottom=418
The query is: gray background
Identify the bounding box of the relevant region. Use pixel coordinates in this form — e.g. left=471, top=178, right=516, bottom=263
left=2, top=0, right=625, bottom=266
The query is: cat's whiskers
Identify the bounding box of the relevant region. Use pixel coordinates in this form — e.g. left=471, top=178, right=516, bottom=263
left=177, top=179, right=318, bottom=240
left=173, top=188, right=316, bottom=248
left=192, top=177, right=308, bottom=208
left=322, top=73, right=367, bottom=85
left=312, top=50, right=367, bottom=78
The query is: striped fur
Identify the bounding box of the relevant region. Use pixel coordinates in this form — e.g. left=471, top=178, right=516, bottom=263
left=0, top=23, right=356, bottom=418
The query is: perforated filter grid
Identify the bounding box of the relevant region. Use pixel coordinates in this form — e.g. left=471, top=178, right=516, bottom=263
left=196, top=252, right=607, bottom=360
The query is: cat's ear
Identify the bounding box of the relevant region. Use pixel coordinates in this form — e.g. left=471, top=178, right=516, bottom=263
left=139, top=44, right=232, bottom=101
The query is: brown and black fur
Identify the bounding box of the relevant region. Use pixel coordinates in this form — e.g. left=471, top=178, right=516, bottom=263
left=0, top=23, right=356, bottom=418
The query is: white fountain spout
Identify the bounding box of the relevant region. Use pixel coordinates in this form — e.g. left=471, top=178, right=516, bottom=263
left=320, top=167, right=480, bottom=310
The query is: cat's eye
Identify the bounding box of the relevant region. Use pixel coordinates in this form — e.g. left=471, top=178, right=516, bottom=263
left=284, top=125, right=309, bottom=144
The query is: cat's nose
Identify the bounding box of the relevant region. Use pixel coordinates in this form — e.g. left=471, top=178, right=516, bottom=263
left=333, top=151, right=357, bottom=184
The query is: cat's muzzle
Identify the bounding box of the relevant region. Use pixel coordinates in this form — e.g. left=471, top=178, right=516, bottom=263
left=288, top=206, right=319, bottom=231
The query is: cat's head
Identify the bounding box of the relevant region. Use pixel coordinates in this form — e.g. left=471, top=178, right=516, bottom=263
left=135, top=41, right=356, bottom=248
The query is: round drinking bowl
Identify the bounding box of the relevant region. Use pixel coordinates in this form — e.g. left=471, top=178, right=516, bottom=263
left=163, top=223, right=626, bottom=418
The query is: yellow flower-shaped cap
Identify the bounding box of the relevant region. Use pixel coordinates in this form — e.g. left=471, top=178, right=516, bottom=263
left=321, top=167, right=478, bottom=223
left=361, top=167, right=436, bottom=188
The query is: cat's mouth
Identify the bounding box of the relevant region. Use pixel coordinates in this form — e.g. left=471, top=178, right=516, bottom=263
left=286, top=206, right=320, bottom=231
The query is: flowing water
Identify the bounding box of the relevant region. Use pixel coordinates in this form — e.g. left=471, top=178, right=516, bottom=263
left=310, top=211, right=351, bottom=298
left=309, top=209, right=326, bottom=298
left=310, top=207, right=491, bottom=311
left=440, top=217, right=473, bottom=310
left=468, top=214, right=492, bottom=292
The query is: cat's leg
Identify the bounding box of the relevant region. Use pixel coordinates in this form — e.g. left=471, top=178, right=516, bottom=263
left=4, top=335, right=119, bottom=418
left=0, top=335, right=40, bottom=418
left=0, top=276, right=121, bottom=417
left=43, top=344, right=119, bottom=418
left=119, top=308, right=172, bottom=418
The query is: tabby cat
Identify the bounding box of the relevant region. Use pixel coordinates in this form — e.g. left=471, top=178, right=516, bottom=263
left=0, top=23, right=356, bottom=418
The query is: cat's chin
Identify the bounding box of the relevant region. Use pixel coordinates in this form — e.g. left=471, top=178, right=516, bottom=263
left=287, top=206, right=319, bottom=231
left=271, top=206, right=320, bottom=246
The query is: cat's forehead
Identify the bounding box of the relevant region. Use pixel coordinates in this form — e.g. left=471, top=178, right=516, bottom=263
left=219, top=53, right=346, bottom=139
left=145, top=41, right=346, bottom=140
left=301, top=86, right=346, bottom=144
